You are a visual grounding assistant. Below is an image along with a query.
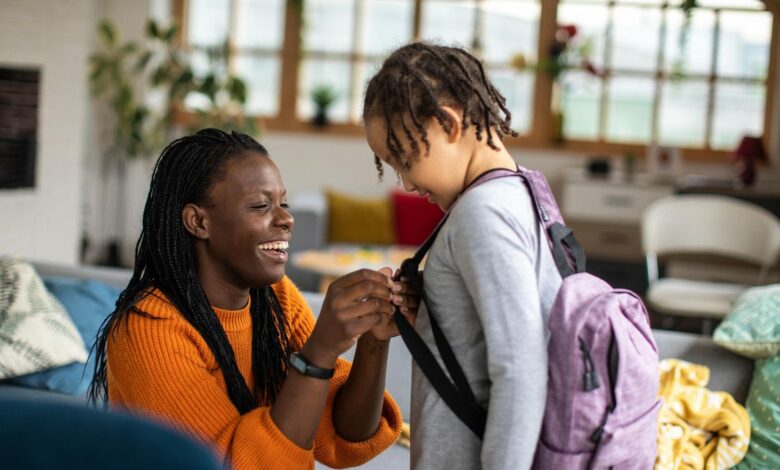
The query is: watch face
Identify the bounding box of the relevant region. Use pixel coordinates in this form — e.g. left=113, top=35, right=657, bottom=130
left=290, top=352, right=307, bottom=373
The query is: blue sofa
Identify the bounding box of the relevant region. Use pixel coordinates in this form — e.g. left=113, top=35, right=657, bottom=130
left=0, top=261, right=755, bottom=469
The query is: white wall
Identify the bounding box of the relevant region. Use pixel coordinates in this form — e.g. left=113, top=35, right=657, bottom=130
left=264, top=131, right=736, bottom=198
left=0, top=0, right=95, bottom=265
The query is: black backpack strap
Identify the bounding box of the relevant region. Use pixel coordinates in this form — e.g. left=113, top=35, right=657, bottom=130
left=393, top=167, right=586, bottom=439
left=394, top=311, right=487, bottom=438
left=392, top=169, right=522, bottom=439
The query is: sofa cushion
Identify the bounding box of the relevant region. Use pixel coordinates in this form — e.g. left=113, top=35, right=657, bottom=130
left=11, top=277, right=121, bottom=395
left=714, top=284, right=780, bottom=360
left=735, top=354, right=780, bottom=469
left=0, top=258, right=88, bottom=379
left=391, top=190, right=444, bottom=246
left=326, top=190, right=395, bottom=245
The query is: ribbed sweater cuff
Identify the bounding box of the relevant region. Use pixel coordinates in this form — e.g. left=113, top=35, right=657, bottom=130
left=251, top=407, right=313, bottom=467
left=316, top=372, right=403, bottom=466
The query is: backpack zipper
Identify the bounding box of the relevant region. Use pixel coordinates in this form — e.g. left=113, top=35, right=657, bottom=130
left=579, top=338, right=601, bottom=392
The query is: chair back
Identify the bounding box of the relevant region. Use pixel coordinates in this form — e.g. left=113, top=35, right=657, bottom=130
left=642, top=195, right=780, bottom=272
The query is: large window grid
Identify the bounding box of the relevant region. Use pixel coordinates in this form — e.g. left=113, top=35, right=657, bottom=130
left=175, top=0, right=778, bottom=160
left=558, top=0, right=773, bottom=151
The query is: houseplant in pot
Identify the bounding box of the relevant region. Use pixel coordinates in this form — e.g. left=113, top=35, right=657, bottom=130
left=311, top=84, right=338, bottom=127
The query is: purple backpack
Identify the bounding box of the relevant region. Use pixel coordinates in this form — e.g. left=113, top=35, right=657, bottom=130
left=394, top=168, right=661, bottom=469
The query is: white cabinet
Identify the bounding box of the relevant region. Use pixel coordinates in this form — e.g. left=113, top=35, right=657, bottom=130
left=561, top=169, right=674, bottom=261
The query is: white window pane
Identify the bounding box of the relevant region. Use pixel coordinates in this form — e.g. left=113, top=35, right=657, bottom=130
left=305, top=0, right=355, bottom=53
left=717, top=11, right=772, bottom=79
left=711, top=81, right=765, bottom=150
left=488, top=69, right=534, bottom=134
left=482, top=1, right=540, bottom=64
left=188, top=0, right=230, bottom=47
left=362, top=0, right=413, bottom=56
left=611, top=6, right=661, bottom=72
left=697, top=0, right=764, bottom=9
left=236, top=0, right=285, bottom=49
left=354, top=59, right=382, bottom=119
left=664, top=9, right=715, bottom=76
left=189, top=50, right=222, bottom=77
left=234, top=56, right=281, bottom=116
left=557, top=3, right=609, bottom=70
left=606, top=76, right=655, bottom=142
left=658, top=80, right=708, bottom=147
left=561, top=71, right=601, bottom=140
left=421, top=0, right=477, bottom=49
left=298, top=59, right=351, bottom=122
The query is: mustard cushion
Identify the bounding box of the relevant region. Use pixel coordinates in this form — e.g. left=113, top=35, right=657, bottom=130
left=326, top=190, right=395, bottom=245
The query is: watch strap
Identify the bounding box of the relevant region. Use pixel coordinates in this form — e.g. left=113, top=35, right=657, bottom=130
left=289, top=351, right=335, bottom=379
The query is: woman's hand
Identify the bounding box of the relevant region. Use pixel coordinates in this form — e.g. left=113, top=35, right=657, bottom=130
left=369, top=268, right=420, bottom=341
left=303, top=269, right=395, bottom=367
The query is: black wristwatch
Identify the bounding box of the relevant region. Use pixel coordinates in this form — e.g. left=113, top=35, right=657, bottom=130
left=288, top=351, right=335, bottom=379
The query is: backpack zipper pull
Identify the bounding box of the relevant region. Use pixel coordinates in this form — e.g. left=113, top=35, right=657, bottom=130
left=579, top=339, right=600, bottom=392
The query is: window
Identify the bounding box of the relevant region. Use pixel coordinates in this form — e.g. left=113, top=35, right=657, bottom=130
left=420, top=0, right=541, bottom=134
left=185, top=0, right=286, bottom=116
left=297, top=0, right=415, bottom=122
left=558, top=0, right=773, bottom=150
left=178, top=0, right=777, bottom=158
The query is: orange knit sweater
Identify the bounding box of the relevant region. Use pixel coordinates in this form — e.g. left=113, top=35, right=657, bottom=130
left=106, top=276, right=402, bottom=470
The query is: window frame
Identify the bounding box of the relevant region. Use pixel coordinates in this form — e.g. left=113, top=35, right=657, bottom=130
left=172, top=0, right=779, bottom=162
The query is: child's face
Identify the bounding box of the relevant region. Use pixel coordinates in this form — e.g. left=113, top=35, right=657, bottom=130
left=365, top=112, right=471, bottom=211
left=195, top=152, right=294, bottom=288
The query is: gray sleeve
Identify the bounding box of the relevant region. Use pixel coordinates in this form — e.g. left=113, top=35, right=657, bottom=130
left=449, top=195, right=548, bottom=470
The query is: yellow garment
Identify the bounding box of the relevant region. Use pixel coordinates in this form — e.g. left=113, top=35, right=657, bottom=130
left=655, top=359, right=750, bottom=470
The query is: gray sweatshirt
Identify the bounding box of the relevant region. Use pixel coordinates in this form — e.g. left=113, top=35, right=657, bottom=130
left=410, top=176, right=562, bottom=470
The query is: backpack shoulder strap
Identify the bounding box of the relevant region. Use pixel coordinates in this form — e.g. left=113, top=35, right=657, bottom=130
left=394, top=166, right=586, bottom=439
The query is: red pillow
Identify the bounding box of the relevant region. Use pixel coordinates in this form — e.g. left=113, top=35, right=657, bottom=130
left=391, top=190, right=445, bottom=246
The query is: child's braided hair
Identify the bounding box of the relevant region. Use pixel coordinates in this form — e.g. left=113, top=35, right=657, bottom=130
left=363, top=42, right=518, bottom=178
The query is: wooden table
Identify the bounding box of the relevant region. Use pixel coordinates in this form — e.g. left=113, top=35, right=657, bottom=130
left=292, top=245, right=418, bottom=292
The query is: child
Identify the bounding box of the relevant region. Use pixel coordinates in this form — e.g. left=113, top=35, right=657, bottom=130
left=89, top=129, right=417, bottom=470
left=363, top=42, right=563, bottom=469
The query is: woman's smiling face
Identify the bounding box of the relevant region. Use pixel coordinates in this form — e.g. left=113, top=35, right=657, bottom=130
left=194, top=151, right=294, bottom=289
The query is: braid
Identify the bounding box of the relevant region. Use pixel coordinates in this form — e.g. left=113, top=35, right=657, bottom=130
left=364, top=42, right=518, bottom=174
left=89, top=128, right=292, bottom=414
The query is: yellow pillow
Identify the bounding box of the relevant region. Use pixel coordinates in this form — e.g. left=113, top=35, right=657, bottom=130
left=326, top=190, right=395, bottom=245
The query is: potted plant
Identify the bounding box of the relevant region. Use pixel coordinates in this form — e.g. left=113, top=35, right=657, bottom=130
left=88, top=18, right=254, bottom=266
left=311, top=85, right=338, bottom=127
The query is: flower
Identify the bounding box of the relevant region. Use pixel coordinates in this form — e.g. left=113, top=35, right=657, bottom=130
left=509, top=24, right=603, bottom=80
left=547, top=24, right=603, bottom=80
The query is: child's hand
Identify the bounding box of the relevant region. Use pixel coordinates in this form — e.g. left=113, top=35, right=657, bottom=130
left=368, top=268, right=420, bottom=341
left=392, top=269, right=419, bottom=327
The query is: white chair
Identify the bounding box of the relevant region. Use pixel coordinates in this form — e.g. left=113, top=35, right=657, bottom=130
left=641, top=195, right=780, bottom=333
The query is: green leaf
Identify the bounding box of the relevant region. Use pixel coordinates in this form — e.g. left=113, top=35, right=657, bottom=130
left=227, top=76, right=247, bottom=103
left=98, top=19, right=117, bottom=47
left=146, top=19, right=160, bottom=39
left=163, top=25, right=177, bottom=43
left=135, top=50, right=153, bottom=72
left=200, top=74, right=218, bottom=101
left=118, top=42, right=138, bottom=56
left=311, top=84, right=337, bottom=108
left=151, top=65, right=170, bottom=86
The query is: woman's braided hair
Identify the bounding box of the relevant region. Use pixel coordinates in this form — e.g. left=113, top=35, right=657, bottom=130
left=88, top=128, right=292, bottom=414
